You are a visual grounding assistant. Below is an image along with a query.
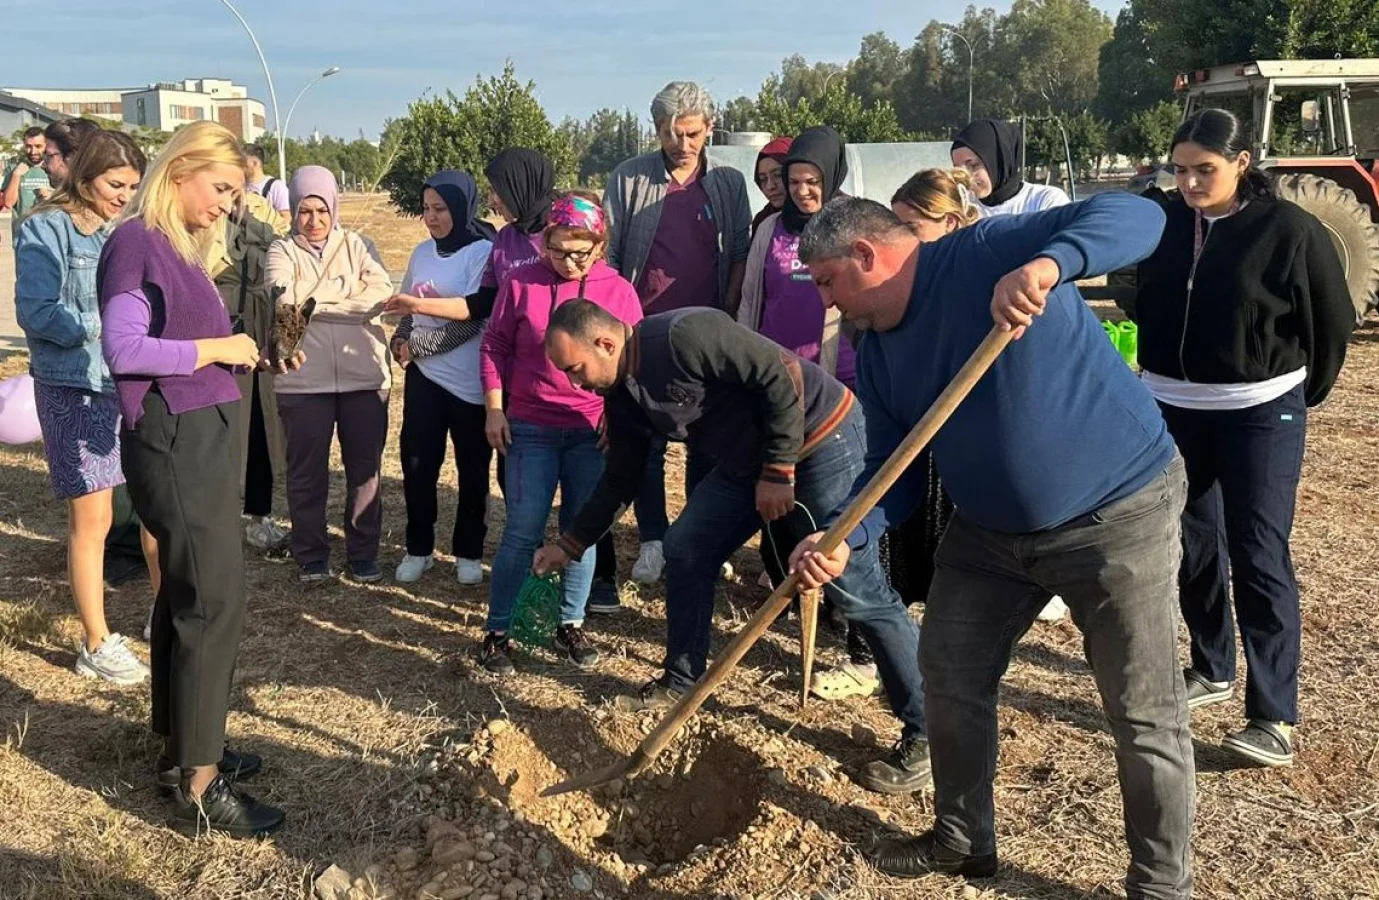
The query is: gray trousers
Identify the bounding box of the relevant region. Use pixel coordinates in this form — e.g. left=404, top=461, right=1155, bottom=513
left=277, top=390, right=389, bottom=567
left=922, top=456, right=1193, bottom=900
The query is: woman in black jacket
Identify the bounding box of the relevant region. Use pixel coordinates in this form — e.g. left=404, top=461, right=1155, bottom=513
left=1134, top=108, right=1354, bottom=767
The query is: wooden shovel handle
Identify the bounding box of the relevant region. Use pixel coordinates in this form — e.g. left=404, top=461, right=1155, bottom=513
left=619, top=325, right=1014, bottom=778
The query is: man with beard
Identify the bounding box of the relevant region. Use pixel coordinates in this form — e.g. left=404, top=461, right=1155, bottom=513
left=3, top=127, right=52, bottom=220
left=530, top=301, right=932, bottom=795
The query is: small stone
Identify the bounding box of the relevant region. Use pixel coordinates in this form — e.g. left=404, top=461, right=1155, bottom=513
left=433, top=840, right=477, bottom=866
left=805, top=765, right=832, bottom=784
left=534, top=847, right=554, bottom=870
left=500, top=880, right=527, bottom=899
left=487, top=719, right=509, bottom=736
left=583, top=818, right=609, bottom=839
left=571, top=869, right=594, bottom=892
left=654, top=773, right=675, bottom=792
left=851, top=723, right=878, bottom=747
left=395, top=848, right=420, bottom=871
left=314, top=864, right=353, bottom=900
left=441, top=887, right=474, bottom=900
left=604, top=778, right=626, bottom=798
left=962, top=887, right=980, bottom=900
left=767, top=768, right=788, bottom=787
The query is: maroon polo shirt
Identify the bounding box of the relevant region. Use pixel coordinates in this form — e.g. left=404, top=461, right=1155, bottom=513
left=637, top=162, right=720, bottom=314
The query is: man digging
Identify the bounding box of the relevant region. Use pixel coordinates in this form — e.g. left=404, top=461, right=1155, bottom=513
left=789, top=194, right=1194, bottom=900
left=531, top=301, right=931, bottom=795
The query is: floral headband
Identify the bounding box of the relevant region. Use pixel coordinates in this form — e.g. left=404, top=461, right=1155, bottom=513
left=547, top=195, right=606, bottom=235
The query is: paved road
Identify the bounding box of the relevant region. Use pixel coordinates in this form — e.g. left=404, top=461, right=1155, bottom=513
left=0, top=210, right=24, bottom=355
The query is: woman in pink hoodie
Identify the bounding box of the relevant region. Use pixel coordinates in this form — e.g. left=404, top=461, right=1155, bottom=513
left=478, top=192, right=642, bottom=675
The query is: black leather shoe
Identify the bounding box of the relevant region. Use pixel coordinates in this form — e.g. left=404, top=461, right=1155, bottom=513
left=868, top=830, right=997, bottom=879
left=171, top=774, right=285, bottom=839
left=858, top=736, right=932, bottom=794
left=157, top=746, right=262, bottom=795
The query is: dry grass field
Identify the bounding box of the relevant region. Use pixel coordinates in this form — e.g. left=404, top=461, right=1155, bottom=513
left=0, top=199, right=1376, bottom=900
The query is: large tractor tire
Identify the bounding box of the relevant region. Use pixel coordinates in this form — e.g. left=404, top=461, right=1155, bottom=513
left=1273, top=173, right=1379, bottom=323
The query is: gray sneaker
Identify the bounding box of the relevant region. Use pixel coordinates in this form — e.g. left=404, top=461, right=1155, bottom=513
left=75, top=633, right=150, bottom=685
left=1184, top=668, right=1233, bottom=709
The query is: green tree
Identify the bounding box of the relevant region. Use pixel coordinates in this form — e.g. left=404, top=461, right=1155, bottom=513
left=576, top=108, right=648, bottom=186
left=719, top=96, right=758, bottom=133
left=382, top=61, right=573, bottom=215
left=989, top=0, right=1114, bottom=116
left=1112, top=99, right=1183, bottom=163
left=752, top=77, right=910, bottom=143
left=847, top=32, right=909, bottom=110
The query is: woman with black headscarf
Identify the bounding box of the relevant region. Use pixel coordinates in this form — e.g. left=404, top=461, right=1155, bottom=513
left=383, top=170, right=497, bottom=586
left=950, top=118, right=1069, bottom=217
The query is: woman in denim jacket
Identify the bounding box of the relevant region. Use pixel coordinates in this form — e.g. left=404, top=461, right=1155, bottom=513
left=15, top=130, right=158, bottom=685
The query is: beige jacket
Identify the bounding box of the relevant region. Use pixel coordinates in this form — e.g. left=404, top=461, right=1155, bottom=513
left=736, top=210, right=843, bottom=378
left=267, top=229, right=393, bottom=395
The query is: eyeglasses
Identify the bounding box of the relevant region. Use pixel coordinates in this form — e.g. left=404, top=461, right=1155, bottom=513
left=547, top=246, right=594, bottom=264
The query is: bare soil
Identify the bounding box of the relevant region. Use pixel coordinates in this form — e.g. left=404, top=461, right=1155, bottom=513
left=1, top=204, right=1376, bottom=899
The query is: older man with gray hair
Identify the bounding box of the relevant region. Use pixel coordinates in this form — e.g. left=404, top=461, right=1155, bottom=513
left=600, top=81, right=752, bottom=590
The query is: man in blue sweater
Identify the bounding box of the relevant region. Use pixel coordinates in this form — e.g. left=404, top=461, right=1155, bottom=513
left=789, top=194, right=1193, bottom=900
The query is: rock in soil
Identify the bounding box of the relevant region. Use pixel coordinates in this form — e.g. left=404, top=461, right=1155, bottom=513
left=314, top=865, right=353, bottom=900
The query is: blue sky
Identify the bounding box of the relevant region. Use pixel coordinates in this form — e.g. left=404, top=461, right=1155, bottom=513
left=8, top=0, right=1126, bottom=140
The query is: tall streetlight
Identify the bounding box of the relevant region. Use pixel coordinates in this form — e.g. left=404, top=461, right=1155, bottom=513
left=216, top=0, right=283, bottom=177
left=941, top=27, right=975, bottom=124
left=281, top=66, right=341, bottom=173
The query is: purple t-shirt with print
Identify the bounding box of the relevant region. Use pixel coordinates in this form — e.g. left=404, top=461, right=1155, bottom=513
left=758, top=218, right=855, bottom=388
left=482, top=225, right=544, bottom=289
left=636, top=169, right=720, bottom=314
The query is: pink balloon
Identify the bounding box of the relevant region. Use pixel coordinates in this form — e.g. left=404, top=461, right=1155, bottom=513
left=0, top=374, right=44, bottom=445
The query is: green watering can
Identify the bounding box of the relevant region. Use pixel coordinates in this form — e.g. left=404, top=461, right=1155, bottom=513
left=1102, top=320, right=1138, bottom=368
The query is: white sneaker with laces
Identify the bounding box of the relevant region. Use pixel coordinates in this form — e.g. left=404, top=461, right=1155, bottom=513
left=395, top=554, right=434, bottom=584
left=1037, top=595, right=1070, bottom=622
left=456, top=558, right=484, bottom=585
left=244, top=516, right=289, bottom=551
left=720, top=560, right=735, bottom=581
left=631, top=541, right=664, bottom=584
left=74, top=633, right=150, bottom=685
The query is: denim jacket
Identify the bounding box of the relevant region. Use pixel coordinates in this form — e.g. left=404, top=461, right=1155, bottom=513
left=14, top=208, right=112, bottom=393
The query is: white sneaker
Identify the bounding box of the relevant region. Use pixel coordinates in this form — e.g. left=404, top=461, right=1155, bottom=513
left=631, top=541, right=664, bottom=584
left=1037, top=596, right=1070, bottom=622
left=74, top=633, right=150, bottom=685
left=394, top=554, right=434, bottom=583
left=720, top=560, right=735, bottom=581
left=456, top=558, right=484, bottom=585
left=142, top=603, right=154, bottom=642
left=244, top=516, right=289, bottom=552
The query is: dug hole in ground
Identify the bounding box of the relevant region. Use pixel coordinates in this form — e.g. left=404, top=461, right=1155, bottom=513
left=0, top=199, right=1376, bottom=900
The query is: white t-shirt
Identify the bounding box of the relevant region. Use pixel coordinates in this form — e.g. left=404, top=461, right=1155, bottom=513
left=404, top=240, right=492, bottom=404
left=247, top=176, right=291, bottom=214
left=976, top=182, right=1071, bottom=218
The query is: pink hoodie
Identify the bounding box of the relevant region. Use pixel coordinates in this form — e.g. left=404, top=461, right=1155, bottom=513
left=480, top=258, right=642, bottom=430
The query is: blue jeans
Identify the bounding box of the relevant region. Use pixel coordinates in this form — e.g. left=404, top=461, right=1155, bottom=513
left=634, top=437, right=713, bottom=543
left=487, top=419, right=604, bottom=633
left=660, top=407, right=926, bottom=739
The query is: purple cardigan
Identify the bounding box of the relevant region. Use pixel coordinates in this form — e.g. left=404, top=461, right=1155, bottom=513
left=97, top=220, right=240, bottom=424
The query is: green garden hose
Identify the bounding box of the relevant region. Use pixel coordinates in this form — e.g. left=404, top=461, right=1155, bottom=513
left=510, top=572, right=562, bottom=648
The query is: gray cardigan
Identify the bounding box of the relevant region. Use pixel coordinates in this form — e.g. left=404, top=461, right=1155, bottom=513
left=602, top=150, right=751, bottom=306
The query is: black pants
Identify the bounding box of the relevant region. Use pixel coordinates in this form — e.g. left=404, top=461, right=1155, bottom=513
left=121, top=393, right=245, bottom=768
left=1159, top=386, right=1307, bottom=724
left=401, top=366, right=492, bottom=560
left=244, top=374, right=273, bottom=517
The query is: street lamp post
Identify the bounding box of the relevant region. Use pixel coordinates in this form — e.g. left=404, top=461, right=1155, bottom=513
left=941, top=27, right=975, bottom=124
left=281, top=66, right=341, bottom=176
left=215, top=0, right=283, bottom=178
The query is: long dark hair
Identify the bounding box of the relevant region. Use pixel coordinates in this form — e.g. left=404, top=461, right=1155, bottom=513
left=1170, top=109, right=1274, bottom=201
left=32, top=130, right=147, bottom=221
left=43, top=117, right=103, bottom=161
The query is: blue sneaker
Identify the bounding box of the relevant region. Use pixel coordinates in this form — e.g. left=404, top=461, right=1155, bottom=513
left=587, top=578, right=621, bottom=615
left=349, top=559, right=384, bottom=584
left=298, top=562, right=333, bottom=585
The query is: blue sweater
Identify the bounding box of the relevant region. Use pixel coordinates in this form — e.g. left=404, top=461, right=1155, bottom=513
left=838, top=193, right=1175, bottom=546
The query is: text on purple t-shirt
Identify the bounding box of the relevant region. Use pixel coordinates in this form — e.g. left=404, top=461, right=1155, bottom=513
left=482, top=226, right=544, bottom=289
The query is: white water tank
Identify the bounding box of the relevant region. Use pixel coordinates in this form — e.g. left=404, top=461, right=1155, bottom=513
left=716, top=131, right=773, bottom=148
left=706, top=141, right=956, bottom=216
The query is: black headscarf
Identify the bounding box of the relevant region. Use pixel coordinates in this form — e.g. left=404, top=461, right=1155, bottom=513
left=951, top=119, right=1023, bottom=207
left=781, top=126, right=848, bottom=235
left=424, top=170, right=496, bottom=255
left=485, top=148, right=558, bottom=235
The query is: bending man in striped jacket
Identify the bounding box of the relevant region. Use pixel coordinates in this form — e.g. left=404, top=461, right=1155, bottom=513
left=532, top=302, right=931, bottom=795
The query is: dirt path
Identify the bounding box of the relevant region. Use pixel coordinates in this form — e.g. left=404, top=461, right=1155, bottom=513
left=0, top=326, right=1376, bottom=900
